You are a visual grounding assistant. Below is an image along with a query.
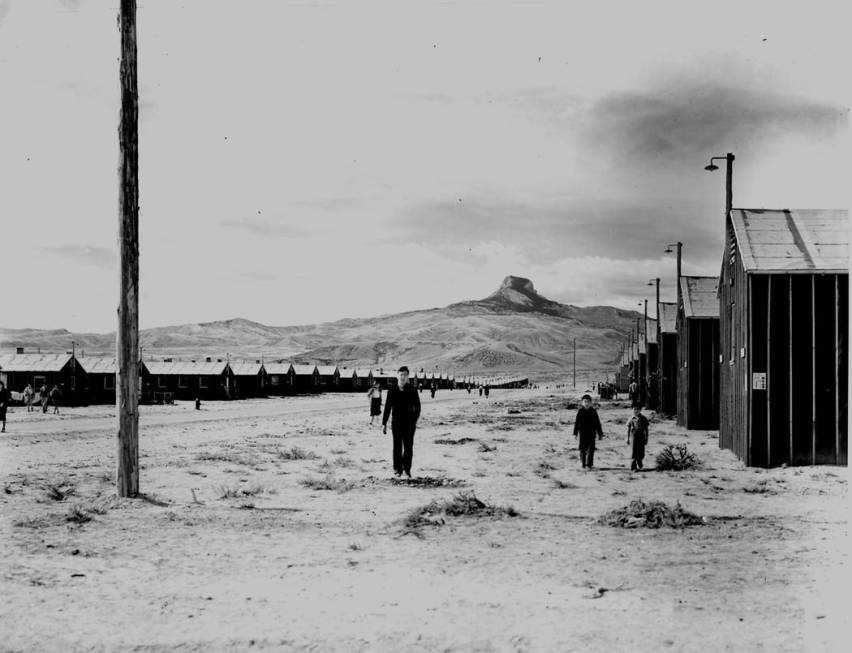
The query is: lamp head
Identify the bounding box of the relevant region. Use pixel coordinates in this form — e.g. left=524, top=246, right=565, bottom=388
left=704, top=163, right=719, bottom=171
left=664, top=246, right=673, bottom=254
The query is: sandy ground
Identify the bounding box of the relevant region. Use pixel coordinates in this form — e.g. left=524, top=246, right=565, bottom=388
left=0, top=386, right=848, bottom=652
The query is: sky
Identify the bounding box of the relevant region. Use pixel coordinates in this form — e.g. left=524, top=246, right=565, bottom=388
left=0, top=0, right=848, bottom=332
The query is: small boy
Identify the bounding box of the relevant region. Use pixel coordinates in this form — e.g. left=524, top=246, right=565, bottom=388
left=626, top=405, right=649, bottom=471
left=573, top=394, right=604, bottom=469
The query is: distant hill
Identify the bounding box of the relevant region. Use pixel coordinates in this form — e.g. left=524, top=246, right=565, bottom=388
left=0, top=277, right=640, bottom=379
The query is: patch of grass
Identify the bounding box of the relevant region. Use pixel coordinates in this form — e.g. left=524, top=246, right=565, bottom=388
left=300, top=475, right=355, bottom=492
left=217, top=483, right=267, bottom=499
left=655, top=444, right=699, bottom=471
left=433, top=437, right=478, bottom=445
left=13, top=516, right=53, bottom=529
left=403, top=491, right=520, bottom=534
left=65, top=504, right=93, bottom=525
left=743, top=480, right=776, bottom=494
left=599, top=499, right=705, bottom=529
left=478, top=441, right=497, bottom=453
left=277, top=447, right=319, bottom=461
left=45, top=484, right=76, bottom=502
left=389, top=475, right=467, bottom=488
left=553, top=479, right=578, bottom=489
left=333, top=456, right=355, bottom=468
left=196, top=451, right=259, bottom=466
left=535, top=461, right=558, bottom=478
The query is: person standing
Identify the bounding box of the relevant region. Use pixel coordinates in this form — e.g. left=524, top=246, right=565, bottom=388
left=484, top=383, right=490, bottom=399
left=478, top=384, right=483, bottom=397
left=23, top=384, right=35, bottom=413
left=40, top=383, right=49, bottom=413
left=628, top=378, right=639, bottom=408
left=0, top=381, right=9, bottom=433
left=430, top=381, right=436, bottom=399
left=627, top=405, right=650, bottom=471
left=49, top=384, right=62, bottom=414
left=573, top=393, right=604, bottom=470
left=382, top=366, right=421, bottom=478
left=367, top=380, right=383, bottom=427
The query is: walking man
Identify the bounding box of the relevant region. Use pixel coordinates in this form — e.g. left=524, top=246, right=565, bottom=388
left=49, top=384, right=62, bottom=414
left=382, top=366, right=421, bottom=478
left=40, top=383, right=49, bottom=413
left=573, top=393, right=604, bottom=470
left=627, top=405, right=650, bottom=471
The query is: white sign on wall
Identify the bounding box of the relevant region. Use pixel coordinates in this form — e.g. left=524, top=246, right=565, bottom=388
left=752, top=373, right=766, bottom=390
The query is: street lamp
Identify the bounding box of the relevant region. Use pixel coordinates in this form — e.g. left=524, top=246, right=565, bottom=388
left=665, top=241, right=683, bottom=308
left=704, top=152, right=735, bottom=216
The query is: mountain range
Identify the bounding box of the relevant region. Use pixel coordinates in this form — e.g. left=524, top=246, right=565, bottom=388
left=1, top=277, right=640, bottom=378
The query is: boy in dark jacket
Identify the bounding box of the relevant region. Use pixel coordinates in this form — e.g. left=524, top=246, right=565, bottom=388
left=627, top=406, right=649, bottom=470
left=573, top=394, right=604, bottom=469
left=382, top=366, right=421, bottom=478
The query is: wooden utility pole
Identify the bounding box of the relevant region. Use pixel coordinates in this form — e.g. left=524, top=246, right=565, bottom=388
left=572, top=338, right=576, bottom=388
left=117, top=0, right=140, bottom=498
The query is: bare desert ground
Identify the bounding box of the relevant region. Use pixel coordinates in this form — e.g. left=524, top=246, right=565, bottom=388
left=0, top=385, right=848, bottom=652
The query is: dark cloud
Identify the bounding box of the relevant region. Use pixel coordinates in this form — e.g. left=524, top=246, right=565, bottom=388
left=385, top=196, right=722, bottom=267
left=47, top=245, right=115, bottom=269
left=219, top=217, right=306, bottom=238
left=582, top=76, right=847, bottom=168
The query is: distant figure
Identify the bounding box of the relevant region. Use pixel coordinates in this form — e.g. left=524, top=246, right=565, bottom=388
left=478, top=385, right=483, bottom=397
left=466, top=384, right=471, bottom=395
left=0, top=381, right=9, bottom=433
left=195, top=397, right=201, bottom=410
left=628, top=379, right=639, bottom=407
left=430, top=382, right=436, bottom=399
left=382, top=366, right=421, bottom=478
left=627, top=405, right=650, bottom=471
left=573, top=393, right=604, bottom=470
left=39, top=384, right=49, bottom=413
left=367, top=381, right=383, bottom=427
left=49, top=384, right=61, bottom=414
left=23, top=384, right=35, bottom=412
left=484, top=384, right=490, bottom=399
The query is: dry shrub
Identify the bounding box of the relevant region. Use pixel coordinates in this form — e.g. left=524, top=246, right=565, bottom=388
left=478, top=441, right=497, bottom=453
left=300, top=475, right=355, bottom=492
left=433, top=437, right=478, bottom=445
left=403, top=491, right=519, bottom=533
left=197, top=451, right=259, bottom=466
left=389, top=476, right=467, bottom=488
left=599, top=499, right=705, bottom=529
left=553, top=479, right=578, bottom=489
left=217, top=483, right=266, bottom=499
left=46, top=484, right=76, bottom=502
left=65, top=504, right=93, bottom=524
left=655, top=444, right=699, bottom=471
left=278, top=447, right=319, bottom=461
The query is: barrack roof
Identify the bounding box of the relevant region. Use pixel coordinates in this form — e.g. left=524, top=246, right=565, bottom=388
left=730, top=209, right=848, bottom=273
left=680, top=276, right=719, bottom=319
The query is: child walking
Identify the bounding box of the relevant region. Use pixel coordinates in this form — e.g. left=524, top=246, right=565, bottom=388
left=573, top=394, right=604, bottom=469
left=626, top=405, right=649, bottom=471
left=367, top=381, right=382, bottom=427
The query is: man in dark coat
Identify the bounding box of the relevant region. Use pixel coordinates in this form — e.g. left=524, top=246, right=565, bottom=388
left=382, top=366, right=421, bottom=478
left=573, top=393, right=604, bottom=469
left=0, top=381, right=9, bottom=433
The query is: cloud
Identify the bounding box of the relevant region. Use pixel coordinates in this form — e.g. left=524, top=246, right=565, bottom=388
left=580, top=75, right=847, bottom=169
left=385, top=195, right=722, bottom=267
left=46, top=245, right=115, bottom=269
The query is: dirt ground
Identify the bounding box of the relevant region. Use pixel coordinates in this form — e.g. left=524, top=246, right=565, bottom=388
left=0, top=385, right=848, bottom=652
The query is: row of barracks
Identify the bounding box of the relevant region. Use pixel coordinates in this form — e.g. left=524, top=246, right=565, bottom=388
left=617, top=208, right=848, bottom=467
left=1, top=349, right=527, bottom=405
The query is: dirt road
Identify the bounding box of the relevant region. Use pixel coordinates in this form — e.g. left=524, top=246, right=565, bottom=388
left=0, top=387, right=847, bottom=652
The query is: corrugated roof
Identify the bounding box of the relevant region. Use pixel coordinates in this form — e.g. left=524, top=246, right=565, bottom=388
left=264, top=362, right=293, bottom=375
left=680, top=276, right=719, bottom=319
left=230, top=362, right=264, bottom=376
left=338, top=368, right=356, bottom=379
left=645, top=318, right=658, bottom=345
left=353, top=368, right=372, bottom=378
left=0, top=352, right=73, bottom=372
left=731, top=209, right=849, bottom=273
left=292, top=364, right=318, bottom=376
left=146, top=360, right=230, bottom=375
left=76, top=356, right=116, bottom=374
left=659, top=302, right=678, bottom=333
left=316, top=365, right=338, bottom=376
